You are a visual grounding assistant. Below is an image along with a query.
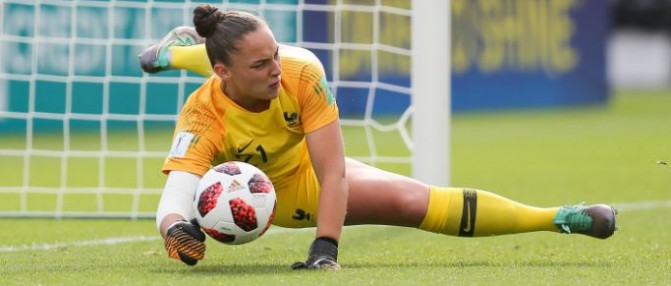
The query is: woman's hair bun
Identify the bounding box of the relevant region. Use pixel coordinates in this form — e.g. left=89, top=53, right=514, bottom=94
left=193, top=3, right=221, bottom=38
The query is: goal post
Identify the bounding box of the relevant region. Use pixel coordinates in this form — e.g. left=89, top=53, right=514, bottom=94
left=411, top=0, right=450, bottom=186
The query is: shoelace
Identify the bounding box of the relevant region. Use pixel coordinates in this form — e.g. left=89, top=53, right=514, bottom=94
left=152, top=32, right=198, bottom=65
left=556, top=205, right=593, bottom=234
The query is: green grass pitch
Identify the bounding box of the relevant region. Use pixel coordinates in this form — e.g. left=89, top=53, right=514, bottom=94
left=1, top=90, right=670, bottom=284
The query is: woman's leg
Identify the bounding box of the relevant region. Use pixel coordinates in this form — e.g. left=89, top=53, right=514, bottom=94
left=343, top=158, right=430, bottom=227
left=343, top=158, right=617, bottom=239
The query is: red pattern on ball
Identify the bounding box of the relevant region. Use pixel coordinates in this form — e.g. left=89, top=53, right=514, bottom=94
left=259, top=203, right=276, bottom=236
left=248, top=173, right=272, bottom=194
left=203, top=228, right=235, bottom=243
left=197, top=181, right=223, bottom=217
left=229, top=198, right=258, bottom=232
left=213, top=161, right=242, bottom=176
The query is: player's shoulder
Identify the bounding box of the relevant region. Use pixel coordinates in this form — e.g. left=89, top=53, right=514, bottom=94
left=279, top=44, right=325, bottom=76
left=176, top=77, right=222, bottom=133
left=279, top=44, right=320, bottom=64
left=182, top=76, right=221, bottom=114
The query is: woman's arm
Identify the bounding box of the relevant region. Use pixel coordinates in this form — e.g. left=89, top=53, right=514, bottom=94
left=305, top=119, right=348, bottom=242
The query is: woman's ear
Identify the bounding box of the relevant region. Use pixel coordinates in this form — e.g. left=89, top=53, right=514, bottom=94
left=213, top=63, right=231, bottom=80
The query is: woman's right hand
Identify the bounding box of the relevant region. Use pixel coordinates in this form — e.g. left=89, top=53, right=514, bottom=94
left=163, top=219, right=206, bottom=266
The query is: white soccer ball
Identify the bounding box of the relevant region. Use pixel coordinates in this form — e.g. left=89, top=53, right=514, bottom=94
left=193, top=161, right=276, bottom=245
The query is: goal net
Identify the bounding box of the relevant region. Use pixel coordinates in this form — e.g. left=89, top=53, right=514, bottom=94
left=0, top=0, right=449, bottom=218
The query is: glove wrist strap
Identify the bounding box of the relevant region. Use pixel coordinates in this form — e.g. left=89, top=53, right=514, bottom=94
left=309, top=237, right=339, bottom=261
left=165, top=219, right=189, bottom=236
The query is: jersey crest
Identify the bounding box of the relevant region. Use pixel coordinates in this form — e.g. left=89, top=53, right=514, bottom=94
left=283, top=112, right=299, bottom=127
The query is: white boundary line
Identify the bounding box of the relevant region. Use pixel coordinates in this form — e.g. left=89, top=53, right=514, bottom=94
left=0, top=236, right=160, bottom=253
left=612, top=199, right=671, bottom=211
left=1, top=200, right=669, bottom=253
left=0, top=226, right=300, bottom=253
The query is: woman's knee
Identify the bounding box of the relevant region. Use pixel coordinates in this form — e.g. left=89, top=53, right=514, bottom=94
left=349, top=180, right=429, bottom=225
left=394, top=186, right=430, bottom=221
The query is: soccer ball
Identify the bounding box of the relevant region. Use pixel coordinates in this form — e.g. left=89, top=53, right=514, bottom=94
left=193, top=161, right=276, bottom=245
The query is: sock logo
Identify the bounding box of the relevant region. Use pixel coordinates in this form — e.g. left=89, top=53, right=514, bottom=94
left=459, top=189, right=477, bottom=237
left=462, top=202, right=472, bottom=233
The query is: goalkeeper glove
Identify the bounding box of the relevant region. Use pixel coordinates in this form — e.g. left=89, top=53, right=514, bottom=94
left=291, top=237, right=341, bottom=270
left=164, top=219, right=206, bottom=266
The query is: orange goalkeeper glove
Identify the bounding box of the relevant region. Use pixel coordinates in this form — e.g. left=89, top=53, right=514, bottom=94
left=164, top=220, right=206, bottom=266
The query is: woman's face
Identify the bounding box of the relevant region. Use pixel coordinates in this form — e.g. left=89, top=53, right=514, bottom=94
left=216, top=25, right=282, bottom=111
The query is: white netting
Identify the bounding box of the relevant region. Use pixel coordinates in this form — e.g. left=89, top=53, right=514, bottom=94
left=0, top=0, right=416, bottom=218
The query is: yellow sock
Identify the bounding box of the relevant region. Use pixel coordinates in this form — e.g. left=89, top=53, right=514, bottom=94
left=170, top=44, right=213, bottom=77
left=419, top=186, right=559, bottom=237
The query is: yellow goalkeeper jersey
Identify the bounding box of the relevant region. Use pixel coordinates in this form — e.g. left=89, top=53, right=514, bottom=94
left=162, top=46, right=338, bottom=191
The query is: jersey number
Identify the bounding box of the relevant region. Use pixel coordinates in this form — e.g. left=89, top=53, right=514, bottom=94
left=236, top=144, right=268, bottom=164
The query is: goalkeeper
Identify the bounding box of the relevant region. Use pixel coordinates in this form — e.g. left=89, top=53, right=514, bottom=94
left=145, top=4, right=617, bottom=269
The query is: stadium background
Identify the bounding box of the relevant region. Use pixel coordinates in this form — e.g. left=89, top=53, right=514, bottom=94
left=1, top=0, right=611, bottom=134
left=2, top=0, right=666, bottom=218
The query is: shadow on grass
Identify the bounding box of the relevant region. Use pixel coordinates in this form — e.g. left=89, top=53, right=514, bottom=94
left=152, top=263, right=291, bottom=275
left=151, top=259, right=612, bottom=275
left=345, top=260, right=613, bottom=268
